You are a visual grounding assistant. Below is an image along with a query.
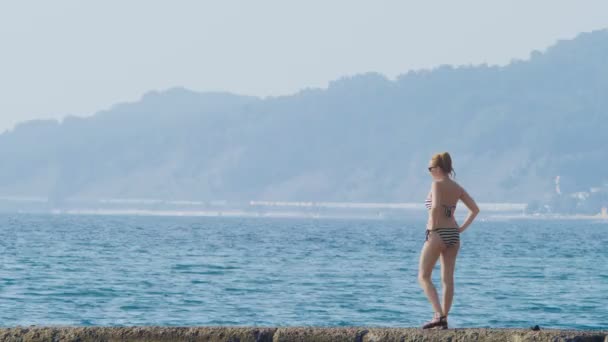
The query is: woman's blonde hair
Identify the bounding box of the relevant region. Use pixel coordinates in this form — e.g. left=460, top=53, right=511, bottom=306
left=431, top=152, right=455, bottom=178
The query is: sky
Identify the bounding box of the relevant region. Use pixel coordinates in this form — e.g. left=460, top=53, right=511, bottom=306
left=1, top=0, right=607, bottom=133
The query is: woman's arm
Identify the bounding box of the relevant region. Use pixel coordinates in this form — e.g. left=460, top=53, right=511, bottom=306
left=458, top=188, right=480, bottom=233
left=427, top=181, right=442, bottom=229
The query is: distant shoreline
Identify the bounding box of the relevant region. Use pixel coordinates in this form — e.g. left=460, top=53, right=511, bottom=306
left=4, top=208, right=600, bottom=222
left=486, top=213, right=608, bottom=221
left=2, top=198, right=606, bottom=221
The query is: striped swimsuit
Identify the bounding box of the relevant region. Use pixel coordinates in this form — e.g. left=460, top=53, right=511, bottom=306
left=425, top=196, right=460, bottom=247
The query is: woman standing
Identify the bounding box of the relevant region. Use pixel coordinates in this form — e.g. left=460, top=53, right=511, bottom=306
left=419, top=152, right=479, bottom=329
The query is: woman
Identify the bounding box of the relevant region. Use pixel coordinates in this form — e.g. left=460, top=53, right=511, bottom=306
left=419, top=152, right=479, bottom=329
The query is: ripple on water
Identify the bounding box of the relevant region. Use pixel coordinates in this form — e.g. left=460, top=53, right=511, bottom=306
left=0, top=214, right=605, bottom=329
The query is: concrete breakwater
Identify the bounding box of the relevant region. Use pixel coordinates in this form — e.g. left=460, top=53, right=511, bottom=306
left=0, top=327, right=606, bottom=342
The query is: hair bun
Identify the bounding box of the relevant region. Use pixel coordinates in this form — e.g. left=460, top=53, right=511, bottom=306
left=432, top=152, right=455, bottom=178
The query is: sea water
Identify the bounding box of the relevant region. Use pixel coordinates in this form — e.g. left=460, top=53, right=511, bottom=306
left=0, top=214, right=605, bottom=329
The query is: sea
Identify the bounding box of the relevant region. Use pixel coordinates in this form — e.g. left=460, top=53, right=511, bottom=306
left=0, top=213, right=606, bottom=329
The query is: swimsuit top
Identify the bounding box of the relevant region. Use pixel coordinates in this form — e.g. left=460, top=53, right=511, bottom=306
left=425, top=195, right=456, bottom=217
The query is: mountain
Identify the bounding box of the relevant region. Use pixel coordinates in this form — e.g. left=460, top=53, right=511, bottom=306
left=1, top=29, right=607, bottom=205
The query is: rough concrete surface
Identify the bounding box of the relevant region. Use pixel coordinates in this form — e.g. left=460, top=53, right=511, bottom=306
left=0, top=327, right=605, bottom=342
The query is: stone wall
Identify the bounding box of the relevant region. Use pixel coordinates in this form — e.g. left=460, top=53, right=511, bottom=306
left=0, top=327, right=605, bottom=342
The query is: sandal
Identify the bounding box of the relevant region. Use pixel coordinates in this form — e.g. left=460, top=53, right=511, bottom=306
left=422, top=314, right=448, bottom=329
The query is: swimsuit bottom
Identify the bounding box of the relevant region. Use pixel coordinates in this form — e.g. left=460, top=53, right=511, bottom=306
left=425, top=227, right=460, bottom=247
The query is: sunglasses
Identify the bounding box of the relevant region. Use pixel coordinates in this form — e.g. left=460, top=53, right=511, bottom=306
left=428, top=166, right=436, bottom=172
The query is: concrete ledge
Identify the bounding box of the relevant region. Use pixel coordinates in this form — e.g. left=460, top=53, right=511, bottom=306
left=0, top=327, right=605, bottom=342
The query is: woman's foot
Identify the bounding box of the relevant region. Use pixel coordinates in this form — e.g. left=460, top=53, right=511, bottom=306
left=422, top=313, right=448, bottom=329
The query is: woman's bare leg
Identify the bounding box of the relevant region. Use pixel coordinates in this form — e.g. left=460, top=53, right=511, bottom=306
left=440, top=241, right=460, bottom=317
left=418, top=233, right=444, bottom=315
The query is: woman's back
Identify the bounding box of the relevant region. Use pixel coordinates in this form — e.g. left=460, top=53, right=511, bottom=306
left=426, top=178, right=463, bottom=229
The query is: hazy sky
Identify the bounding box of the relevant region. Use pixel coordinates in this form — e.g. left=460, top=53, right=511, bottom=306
left=1, top=0, right=607, bottom=132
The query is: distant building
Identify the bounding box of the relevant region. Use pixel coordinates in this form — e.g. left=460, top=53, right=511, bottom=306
left=571, top=191, right=590, bottom=200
